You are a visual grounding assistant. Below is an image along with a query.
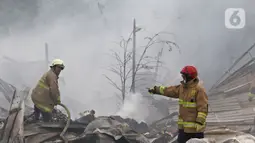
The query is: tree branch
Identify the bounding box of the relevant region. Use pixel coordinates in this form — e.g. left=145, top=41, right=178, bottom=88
left=114, top=92, right=123, bottom=103
left=105, top=31, right=179, bottom=103
left=135, top=34, right=158, bottom=74
left=103, top=74, right=122, bottom=92
left=113, top=50, right=124, bottom=66
left=125, top=68, right=133, bottom=79
left=108, top=67, right=121, bottom=75
left=134, top=33, right=179, bottom=74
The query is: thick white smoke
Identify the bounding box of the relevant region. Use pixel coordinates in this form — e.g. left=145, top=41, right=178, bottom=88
left=0, top=0, right=255, bottom=122
left=116, top=92, right=159, bottom=123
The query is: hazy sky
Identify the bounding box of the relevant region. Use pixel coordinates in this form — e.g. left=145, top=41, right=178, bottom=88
left=0, top=0, right=255, bottom=119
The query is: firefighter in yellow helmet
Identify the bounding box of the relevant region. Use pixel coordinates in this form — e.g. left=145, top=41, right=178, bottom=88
left=148, top=66, right=208, bottom=143
left=31, top=59, right=65, bottom=122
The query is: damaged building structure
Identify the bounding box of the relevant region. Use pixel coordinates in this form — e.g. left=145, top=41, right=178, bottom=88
left=2, top=44, right=255, bottom=142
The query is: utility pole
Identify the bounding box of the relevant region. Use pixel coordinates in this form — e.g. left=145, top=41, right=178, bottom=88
left=131, top=19, right=136, bottom=93
left=154, top=46, right=164, bottom=82
left=45, top=43, right=49, bottom=71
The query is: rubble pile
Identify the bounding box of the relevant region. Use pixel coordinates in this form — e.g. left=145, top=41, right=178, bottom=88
left=105, top=115, right=179, bottom=143
left=24, top=108, right=68, bottom=124
left=75, top=114, right=95, bottom=125
left=8, top=106, right=255, bottom=143
left=21, top=109, right=180, bottom=143
left=110, top=115, right=150, bottom=133
left=50, top=108, right=68, bottom=122
left=81, top=116, right=150, bottom=143
left=143, top=112, right=178, bottom=142
left=107, top=114, right=179, bottom=143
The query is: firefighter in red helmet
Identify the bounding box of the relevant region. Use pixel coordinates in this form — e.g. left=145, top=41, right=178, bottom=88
left=148, top=65, right=208, bottom=143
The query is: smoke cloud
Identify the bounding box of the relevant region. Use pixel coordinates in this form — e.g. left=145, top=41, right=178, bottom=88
left=0, top=0, right=255, bottom=120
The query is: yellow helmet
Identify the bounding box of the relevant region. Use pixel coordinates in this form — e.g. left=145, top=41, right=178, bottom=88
left=50, top=59, right=65, bottom=69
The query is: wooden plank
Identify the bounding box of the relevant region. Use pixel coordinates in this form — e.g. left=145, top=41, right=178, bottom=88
left=210, top=104, right=241, bottom=109
left=211, top=106, right=241, bottom=111
left=9, top=101, right=24, bottom=143
left=210, top=107, right=241, bottom=112
left=210, top=102, right=240, bottom=106
left=217, top=114, right=255, bottom=119
left=1, top=87, right=17, bottom=142
left=1, top=112, right=18, bottom=142
left=224, top=82, right=250, bottom=93
left=1, top=88, right=28, bottom=143
left=216, top=108, right=254, bottom=115
left=209, top=98, right=238, bottom=103
left=209, top=101, right=239, bottom=105
left=216, top=114, right=255, bottom=120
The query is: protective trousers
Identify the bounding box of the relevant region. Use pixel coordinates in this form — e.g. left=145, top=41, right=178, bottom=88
left=177, top=129, right=204, bottom=143
left=34, top=105, right=52, bottom=122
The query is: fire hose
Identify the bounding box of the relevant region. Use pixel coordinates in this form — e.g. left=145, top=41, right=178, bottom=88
left=58, top=103, right=71, bottom=143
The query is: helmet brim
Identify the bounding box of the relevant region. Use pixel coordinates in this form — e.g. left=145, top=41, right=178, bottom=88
left=50, top=65, right=65, bottom=70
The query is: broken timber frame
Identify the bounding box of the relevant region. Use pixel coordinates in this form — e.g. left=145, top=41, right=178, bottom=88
left=1, top=86, right=29, bottom=143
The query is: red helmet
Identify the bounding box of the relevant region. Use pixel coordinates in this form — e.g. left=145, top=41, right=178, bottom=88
left=180, top=66, right=198, bottom=79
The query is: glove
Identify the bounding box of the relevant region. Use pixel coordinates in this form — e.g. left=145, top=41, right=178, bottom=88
left=195, top=122, right=205, bottom=132
left=196, top=112, right=206, bottom=125
left=55, top=96, right=61, bottom=105
left=195, top=112, right=206, bottom=132
left=148, top=86, right=157, bottom=94
left=148, top=86, right=166, bottom=95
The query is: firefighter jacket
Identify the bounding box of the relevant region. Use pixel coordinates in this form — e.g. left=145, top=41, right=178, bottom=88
left=154, top=78, right=208, bottom=133
left=31, top=69, right=61, bottom=113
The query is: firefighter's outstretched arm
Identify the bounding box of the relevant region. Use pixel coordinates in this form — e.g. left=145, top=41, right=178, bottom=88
left=148, top=85, right=180, bottom=98
left=47, top=73, right=61, bottom=104
left=195, top=89, right=208, bottom=125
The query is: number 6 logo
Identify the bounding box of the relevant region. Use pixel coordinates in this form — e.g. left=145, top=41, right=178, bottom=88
left=225, top=8, right=245, bottom=29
